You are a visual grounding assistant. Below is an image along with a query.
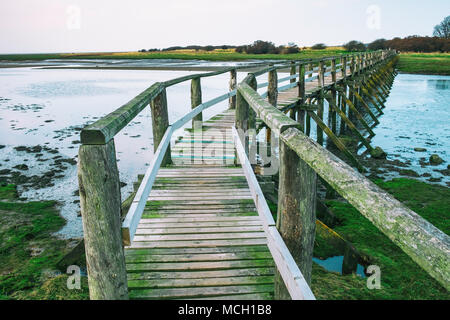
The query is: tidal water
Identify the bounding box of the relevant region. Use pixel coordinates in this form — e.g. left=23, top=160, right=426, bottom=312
left=0, top=65, right=248, bottom=238
left=0, top=63, right=448, bottom=239
left=369, top=74, right=449, bottom=184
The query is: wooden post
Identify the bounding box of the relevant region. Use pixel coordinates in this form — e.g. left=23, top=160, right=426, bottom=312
left=330, top=59, right=337, bottom=134
left=236, top=76, right=252, bottom=155
left=297, top=64, right=306, bottom=132
left=342, top=56, right=347, bottom=78
left=151, top=88, right=172, bottom=166
left=268, top=68, right=278, bottom=107
left=229, top=69, right=237, bottom=109
left=317, top=61, right=325, bottom=145
left=191, top=77, right=202, bottom=126
left=274, top=139, right=317, bottom=299
left=290, top=61, right=296, bottom=83
left=78, top=140, right=129, bottom=300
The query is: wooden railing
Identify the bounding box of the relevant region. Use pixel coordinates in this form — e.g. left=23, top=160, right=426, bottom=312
left=77, top=49, right=449, bottom=300
left=234, top=50, right=450, bottom=299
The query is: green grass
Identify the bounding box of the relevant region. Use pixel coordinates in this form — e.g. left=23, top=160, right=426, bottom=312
left=0, top=187, right=89, bottom=300
left=0, top=48, right=349, bottom=62
left=0, top=184, right=18, bottom=200
left=397, top=53, right=450, bottom=75
left=311, top=178, right=449, bottom=300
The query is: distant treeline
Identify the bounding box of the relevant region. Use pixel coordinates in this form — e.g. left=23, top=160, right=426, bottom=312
left=139, top=41, right=300, bottom=54
left=138, top=36, right=449, bottom=55
left=366, top=36, right=449, bottom=53
left=139, top=45, right=236, bottom=52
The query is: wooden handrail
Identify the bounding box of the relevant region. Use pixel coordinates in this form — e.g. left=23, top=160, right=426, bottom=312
left=232, top=126, right=316, bottom=300
left=236, top=52, right=450, bottom=290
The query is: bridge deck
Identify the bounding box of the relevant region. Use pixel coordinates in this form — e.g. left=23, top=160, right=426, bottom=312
left=276, top=66, right=352, bottom=109
left=125, top=109, right=275, bottom=300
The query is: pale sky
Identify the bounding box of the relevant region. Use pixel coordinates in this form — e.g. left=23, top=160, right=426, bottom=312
left=0, top=0, right=448, bottom=53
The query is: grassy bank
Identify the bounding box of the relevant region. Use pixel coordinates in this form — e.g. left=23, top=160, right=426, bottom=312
left=0, top=184, right=88, bottom=300
left=397, top=53, right=450, bottom=75
left=0, top=48, right=348, bottom=62
left=311, top=178, right=449, bottom=300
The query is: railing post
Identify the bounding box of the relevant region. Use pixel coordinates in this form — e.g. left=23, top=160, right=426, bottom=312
left=275, top=137, right=317, bottom=299
left=236, top=77, right=252, bottom=156
left=268, top=67, right=278, bottom=107
left=191, top=77, right=202, bottom=126
left=330, top=59, right=337, bottom=135
left=151, top=87, right=172, bottom=166
left=317, top=61, right=325, bottom=145
left=342, top=56, right=347, bottom=78
left=78, top=139, right=129, bottom=300
left=290, top=61, right=296, bottom=83
left=297, top=63, right=306, bottom=132
left=229, top=69, right=237, bottom=109
left=266, top=67, right=278, bottom=145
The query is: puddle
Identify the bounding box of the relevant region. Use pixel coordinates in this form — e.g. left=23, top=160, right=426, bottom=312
left=313, top=256, right=366, bottom=278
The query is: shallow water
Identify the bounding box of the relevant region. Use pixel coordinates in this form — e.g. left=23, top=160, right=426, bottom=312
left=0, top=66, right=248, bottom=238
left=369, top=74, right=449, bottom=185
left=313, top=256, right=366, bottom=278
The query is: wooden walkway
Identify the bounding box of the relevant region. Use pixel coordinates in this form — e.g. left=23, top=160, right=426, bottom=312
left=124, top=109, right=275, bottom=300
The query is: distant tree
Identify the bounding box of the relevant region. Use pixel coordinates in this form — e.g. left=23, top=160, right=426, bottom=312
left=433, top=16, right=450, bottom=39
left=204, top=45, right=214, bottom=51
left=245, top=40, right=278, bottom=54
left=139, top=49, right=147, bottom=52
left=368, top=38, right=387, bottom=50
left=343, top=40, right=366, bottom=52
left=311, top=43, right=326, bottom=50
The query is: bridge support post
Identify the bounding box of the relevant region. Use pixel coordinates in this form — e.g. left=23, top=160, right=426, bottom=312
left=266, top=67, right=278, bottom=146
left=229, top=69, right=237, bottom=109
left=191, top=77, right=203, bottom=126
left=78, top=139, right=129, bottom=300
left=297, top=63, right=306, bottom=132
left=151, top=88, right=172, bottom=166
left=275, top=138, right=317, bottom=299
left=290, top=61, right=296, bottom=83
left=317, top=61, right=325, bottom=145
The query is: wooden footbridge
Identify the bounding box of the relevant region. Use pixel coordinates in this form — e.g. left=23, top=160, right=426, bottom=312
left=78, top=50, right=450, bottom=300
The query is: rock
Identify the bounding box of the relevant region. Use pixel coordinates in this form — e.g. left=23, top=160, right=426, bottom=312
left=13, top=164, right=29, bottom=171
left=399, top=169, right=420, bottom=177
left=0, top=145, right=5, bottom=149
left=370, top=146, right=387, bottom=159
left=0, top=169, right=11, bottom=175
left=414, top=147, right=427, bottom=152
left=429, top=154, right=444, bottom=165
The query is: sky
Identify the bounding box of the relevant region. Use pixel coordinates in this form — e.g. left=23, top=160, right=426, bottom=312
left=0, top=0, right=448, bottom=54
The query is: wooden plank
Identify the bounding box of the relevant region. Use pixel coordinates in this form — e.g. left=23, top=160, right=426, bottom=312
left=125, top=246, right=270, bottom=256
left=126, top=251, right=272, bottom=263
left=128, top=276, right=274, bottom=289
left=132, top=232, right=267, bottom=242
left=128, top=284, right=274, bottom=299
left=128, top=238, right=268, bottom=249
left=127, top=268, right=274, bottom=281
left=190, top=292, right=273, bottom=300
left=136, top=221, right=263, bottom=228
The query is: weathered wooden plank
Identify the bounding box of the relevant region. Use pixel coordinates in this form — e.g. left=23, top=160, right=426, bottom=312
left=126, top=251, right=272, bottom=263
left=133, top=232, right=267, bottom=242
left=128, top=238, right=268, bottom=249
left=128, top=284, right=275, bottom=299
left=128, top=276, right=274, bottom=289
left=125, top=246, right=270, bottom=256
left=127, top=268, right=274, bottom=281
left=190, top=292, right=273, bottom=300
left=136, top=221, right=263, bottom=229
